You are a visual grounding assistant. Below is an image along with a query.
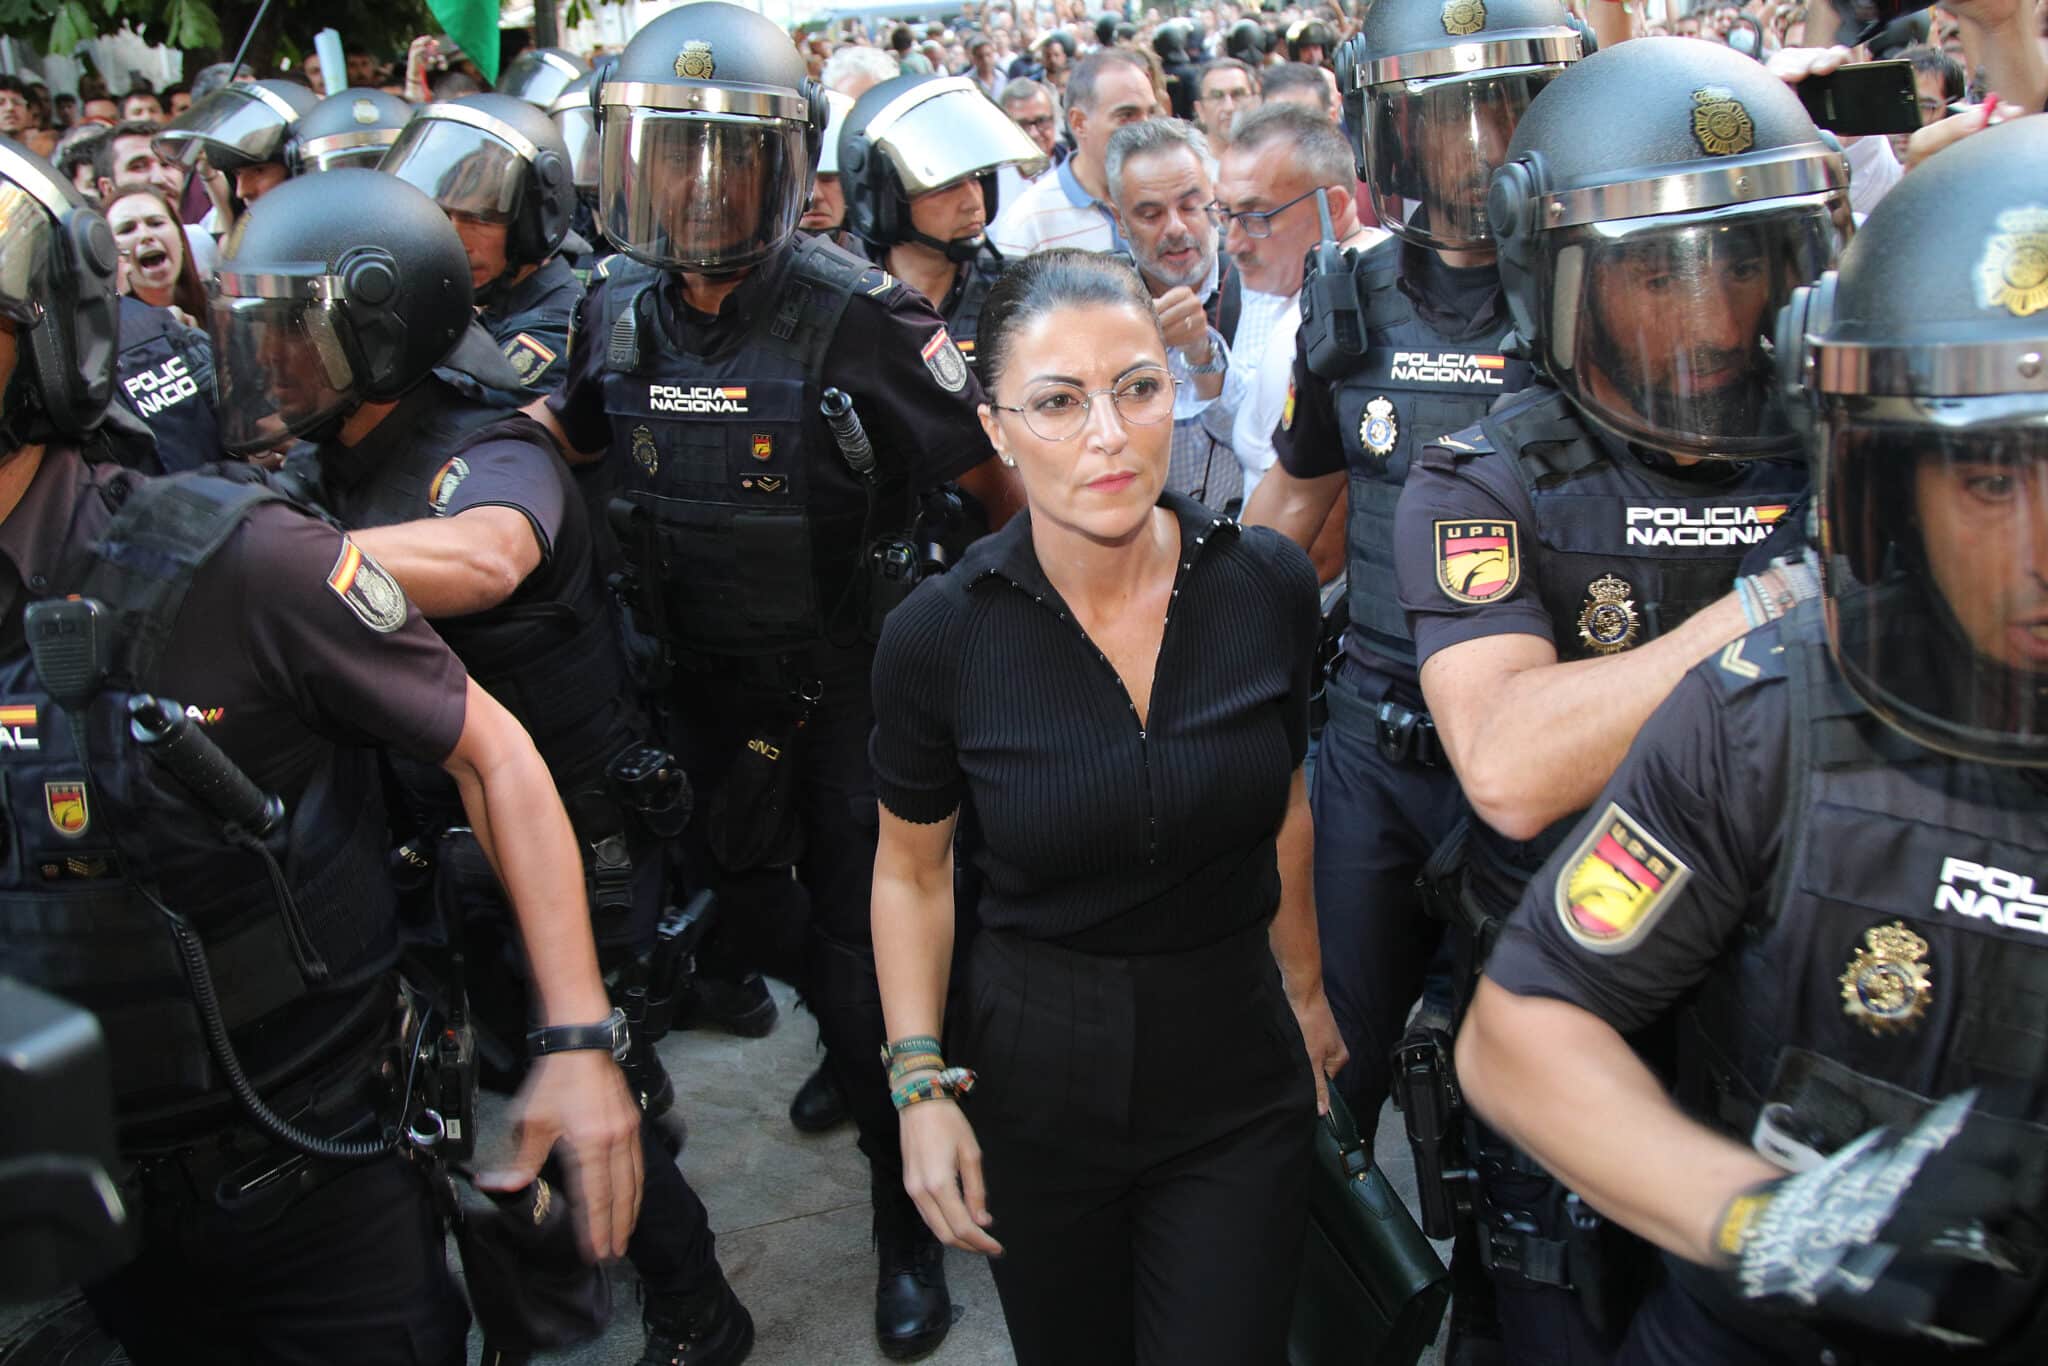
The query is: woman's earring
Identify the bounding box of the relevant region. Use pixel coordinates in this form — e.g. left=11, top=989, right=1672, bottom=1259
left=999, top=452, right=1016, bottom=467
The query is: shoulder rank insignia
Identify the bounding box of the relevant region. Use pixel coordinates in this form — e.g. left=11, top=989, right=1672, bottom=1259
left=1840, top=921, right=1933, bottom=1034
left=1441, top=0, right=1486, bottom=35
left=861, top=268, right=897, bottom=297
left=1555, top=803, right=1692, bottom=953
left=1975, top=205, right=2048, bottom=319
left=1691, top=86, right=1755, bottom=157
left=1577, top=573, right=1640, bottom=654
left=1714, top=626, right=1786, bottom=692
left=1434, top=519, right=1519, bottom=604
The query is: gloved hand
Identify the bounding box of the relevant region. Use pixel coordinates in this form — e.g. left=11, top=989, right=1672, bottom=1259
left=1713, top=1092, right=2048, bottom=1358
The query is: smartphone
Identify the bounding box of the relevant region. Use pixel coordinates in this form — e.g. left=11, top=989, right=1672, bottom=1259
left=1795, top=60, right=1922, bottom=137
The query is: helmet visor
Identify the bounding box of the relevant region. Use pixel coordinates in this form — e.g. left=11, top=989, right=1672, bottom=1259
left=598, top=110, right=808, bottom=271
left=0, top=179, right=57, bottom=327
left=1539, top=200, right=1842, bottom=458
left=1822, top=395, right=2048, bottom=766
left=381, top=119, right=524, bottom=221
left=554, top=105, right=599, bottom=191
left=154, top=87, right=292, bottom=171
left=498, top=50, right=584, bottom=108
left=868, top=82, right=1048, bottom=194
left=1364, top=66, right=1566, bottom=251
left=207, top=286, right=358, bottom=453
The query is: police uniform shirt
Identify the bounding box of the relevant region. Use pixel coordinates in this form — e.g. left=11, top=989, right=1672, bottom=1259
left=484, top=254, right=583, bottom=394
left=547, top=257, right=993, bottom=495
left=0, top=452, right=469, bottom=798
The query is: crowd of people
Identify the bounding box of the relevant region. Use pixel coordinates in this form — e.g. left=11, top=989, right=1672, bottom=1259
left=0, top=1, right=2044, bottom=1365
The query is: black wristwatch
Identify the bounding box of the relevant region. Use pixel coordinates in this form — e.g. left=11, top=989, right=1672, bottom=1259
left=527, top=1006, right=630, bottom=1063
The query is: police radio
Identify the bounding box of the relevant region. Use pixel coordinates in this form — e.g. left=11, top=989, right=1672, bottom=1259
left=1299, top=188, right=1367, bottom=381
left=821, top=388, right=926, bottom=639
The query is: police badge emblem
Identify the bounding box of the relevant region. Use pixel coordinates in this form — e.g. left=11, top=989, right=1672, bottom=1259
left=1577, top=573, right=1641, bottom=655
left=1840, top=921, right=1933, bottom=1035
left=750, top=433, right=773, bottom=461
left=1441, top=0, right=1486, bottom=35
left=631, top=425, right=659, bottom=477
left=922, top=328, right=969, bottom=394
left=44, top=781, right=88, bottom=838
left=352, top=98, right=380, bottom=124
left=1690, top=86, right=1755, bottom=157
left=1975, top=206, right=2048, bottom=318
left=1360, top=396, right=1398, bottom=460
left=1434, top=520, right=1519, bottom=604
left=325, top=541, right=407, bottom=634
left=675, top=41, right=716, bottom=79
left=428, top=456, right=470, bottom=516
left=1554, top=803, right=1692, bottom=953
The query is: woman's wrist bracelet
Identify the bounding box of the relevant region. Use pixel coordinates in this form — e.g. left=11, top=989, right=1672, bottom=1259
left=891, top=1066, right=977, bottom=1111
left=887, top=1052, right=947, bottom=1082
left=881, top=1035, right=943, bottom=1065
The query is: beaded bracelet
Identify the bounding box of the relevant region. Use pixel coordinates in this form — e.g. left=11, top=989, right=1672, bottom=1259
left=891, top=1067, right=977, bottom=1111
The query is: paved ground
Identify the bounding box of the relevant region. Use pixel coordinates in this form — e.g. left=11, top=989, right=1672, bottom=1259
left=2, top=978, right=1448, bottom=1365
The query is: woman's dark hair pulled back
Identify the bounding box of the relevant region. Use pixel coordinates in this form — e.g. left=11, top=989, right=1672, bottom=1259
left=979, top=248, right=1163, bottom=395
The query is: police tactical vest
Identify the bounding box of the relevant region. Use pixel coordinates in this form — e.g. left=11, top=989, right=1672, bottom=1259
left=482, top=254, right=583, bottom=393
left=296, top=381, right=631, bottom=795
left=1449, top=387, right=1809, bottom=904
left=1328, top=238, right=1532, bottom=673
left=943, top=244, right=1003, bottom=377
left=0, top=469, right=398, bottom=1142
left=115, top=297, right=223, bottom=474
left=595, top=236, right=875, bottom=657
left=1683, top=605, right=2048, bottom=1155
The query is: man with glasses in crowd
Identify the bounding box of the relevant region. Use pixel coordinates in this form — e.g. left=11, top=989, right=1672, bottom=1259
left=995, top=77, right=1064, bottom=219
left=991, top=47, right=1157, bottom=257
left=1194, top=58, right=1260, bottom=163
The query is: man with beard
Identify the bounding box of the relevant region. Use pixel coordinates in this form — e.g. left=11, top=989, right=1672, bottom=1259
left=522, top=8, right=1022, bottom=1357
left=1390, top=39, right=1844, bottom=1360
left=1103, top=116, right=1240, bottom=510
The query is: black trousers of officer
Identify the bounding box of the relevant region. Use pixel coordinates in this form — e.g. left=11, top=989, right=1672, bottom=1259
left=87, top=1146, right=468, bottom=1366
left=1313, top=663, right=1465, bottom=1119
left=671, top=643, right=907, bottom=1209
left=956, top=923, right=1316, bottom=1366
left=1612, top=1263, right=1857, bottom=1366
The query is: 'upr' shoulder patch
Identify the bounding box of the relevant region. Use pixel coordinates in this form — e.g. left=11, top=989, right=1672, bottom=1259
left=1433, top=519, right=1519, bottom=604
left=327, top=540, right=408, bottom=634
left=922, top=327, right=969, bottom=394
left=503, top=332, right=559, bottom=387
left=1555, top=803, right=1692, bottom=954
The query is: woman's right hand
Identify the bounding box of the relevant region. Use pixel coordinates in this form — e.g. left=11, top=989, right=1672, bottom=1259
left=900, top=1099, right=1004, bottom=1256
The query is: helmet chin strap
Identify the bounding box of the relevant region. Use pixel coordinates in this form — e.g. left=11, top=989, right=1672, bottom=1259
left=906, top=229, right=983, bottom=264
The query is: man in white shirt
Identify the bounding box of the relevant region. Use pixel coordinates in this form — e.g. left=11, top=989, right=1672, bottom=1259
left=993, top=78, right=1064, bottom=217
left=1215, top=104, right=1382, bottom=539
left=990, top=47, right=1157, bottom=256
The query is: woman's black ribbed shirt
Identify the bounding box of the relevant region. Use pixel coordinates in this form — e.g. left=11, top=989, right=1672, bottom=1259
left=870, top=489, right=1320, bottom=953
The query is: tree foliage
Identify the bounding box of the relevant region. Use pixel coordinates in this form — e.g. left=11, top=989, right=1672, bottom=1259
left=0, top=0, right=437, bottom=76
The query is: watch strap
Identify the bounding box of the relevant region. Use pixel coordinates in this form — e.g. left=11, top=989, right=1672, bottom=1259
left=528, top=1006, right=628, bottom=1060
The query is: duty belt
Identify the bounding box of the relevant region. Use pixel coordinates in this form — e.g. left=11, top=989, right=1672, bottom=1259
left=1323, top=664, right=1442, bottom=768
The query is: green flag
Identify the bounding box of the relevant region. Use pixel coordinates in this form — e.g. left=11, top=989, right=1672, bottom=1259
left=428, top=0, right=501, bottom=84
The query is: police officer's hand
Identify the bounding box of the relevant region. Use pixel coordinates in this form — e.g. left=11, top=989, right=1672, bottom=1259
left=1289, top=989, right=1348, bottom=1116
left=1713, top=1092, right=2048, bottom=1354
left=485, top=1050, right=645, bottom=1261
left=900, top=1094, right=1004, bottom=1256
left=1152, top=286, right=1213, bottom=364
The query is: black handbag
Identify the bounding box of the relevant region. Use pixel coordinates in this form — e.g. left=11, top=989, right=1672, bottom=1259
left=1289, top=1090, right=1451, bottom=1366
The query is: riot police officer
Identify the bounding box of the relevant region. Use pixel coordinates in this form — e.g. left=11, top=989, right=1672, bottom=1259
left=1391, top=39, right=1846, bottom=1359
left=111, top=293, right=221, bottom=473
left=294, top=87, right=413, bottom=172
left=153, top=78, right=318, bottom=205
left=1242, top=0, right=1578, bottom=1125
left=838, top=73, right=1046, bottom=376
left=549, top=72, right=603, bottom=255
left=212, top=168, right=750, bottom=1365
left=521, top=5, right=1020, bottom=1356
left=1457, top=113, right=2048, bottom=1366
left=382, top=93, right=582, bottom=395
left=0, top=138, right=641, bottom=1361
left=798, top=89, right=858, bottom=251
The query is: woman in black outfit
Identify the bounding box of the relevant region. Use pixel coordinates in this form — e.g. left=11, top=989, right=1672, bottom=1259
left=869, top=248, right=1347, bottom=1365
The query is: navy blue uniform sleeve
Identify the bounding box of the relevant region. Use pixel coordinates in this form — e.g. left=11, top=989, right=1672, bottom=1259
left=499, top=324, right=572, bottom=395
left=832, top=272, right=996, bottom=491
left=869, top=574, right=967, bottom=824
left=1268, top=338, right=1346, bottom=480
left=202, top=504, right=469, bottom=763
left=430, top=431, right=568, bottom=563
left=545, top=282, right=608, bottom=455
left=1485, top=635, right=1790, bottom=1033
left=1395, top=448, right=1553, bottom=667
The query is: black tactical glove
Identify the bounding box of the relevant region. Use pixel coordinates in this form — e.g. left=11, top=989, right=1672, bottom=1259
left=1713, top=1092, right=2048, bottom=1360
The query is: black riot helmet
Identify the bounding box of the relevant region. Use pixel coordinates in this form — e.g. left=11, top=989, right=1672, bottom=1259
left=207, top=169, right=471, bottom=454
left=154, top=79, right=319, bottom=173
left=549, top=72, right=600, bottom=193
left=1777, top=117, right=2048, bottom=766
left=382, top=93, right=574, bottom=285
left=1226, top=18, right=1268, bottom=63
left=0, top=139, right=119, bottom=447
left=296, top=89, right=414, bottom=172
left=1287, top=18, right=1334, bottom=63
left=1488, top=38, right=1848, bottom=459
left=496, top=46, right=591, bottom=108
left=1348, top=0, right=1580, bottom=252
left=593, top=0, right=827, bottom=272
left=839, top=74, right=1047, bottom=260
